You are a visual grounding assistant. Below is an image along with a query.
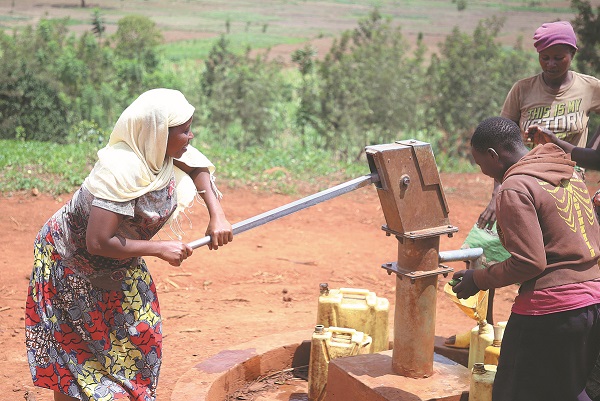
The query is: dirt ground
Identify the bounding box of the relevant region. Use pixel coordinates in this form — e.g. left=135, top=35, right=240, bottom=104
left=7, top=169, right=592, bottom=400
left=3, top=169, right=600, bottom=400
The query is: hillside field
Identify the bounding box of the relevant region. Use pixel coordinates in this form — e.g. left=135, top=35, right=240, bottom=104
left=0, top=0, right=581, bottom=63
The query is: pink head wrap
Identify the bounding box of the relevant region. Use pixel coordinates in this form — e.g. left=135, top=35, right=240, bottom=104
left=533, top=21, right=578, bottom=53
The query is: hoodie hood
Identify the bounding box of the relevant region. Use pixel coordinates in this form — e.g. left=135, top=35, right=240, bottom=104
left=503, top=143, right=575, bottom=186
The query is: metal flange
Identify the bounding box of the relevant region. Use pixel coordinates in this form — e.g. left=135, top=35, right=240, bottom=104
left=381, top=262, right=454, bottom=283
left=382, top=224, right=458, bottom=240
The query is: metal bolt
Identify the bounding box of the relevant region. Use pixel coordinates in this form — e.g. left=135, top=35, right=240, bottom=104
left=400, top=174, right=411, bottom=187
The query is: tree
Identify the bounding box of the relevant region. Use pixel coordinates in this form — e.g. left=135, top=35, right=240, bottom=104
left=425, top=16, right=534, bottom=158
left=291, top=45, right=318, bottom=145
left=112, top=15, right=163, bottom=71
left=199, top=36, right=290, bottom=150
left=304, top=9, right=426, bottom=160
left=571, top=0, right=600, bottom=77
left=111, top=15, right=164, bottom=95
left=571, top=0, right=600, bottom=142
left=0, top=19, right=74, bottom=141
left=0, top=66, right=71, bottom=142
left=91, top=8, right=106, bottom=43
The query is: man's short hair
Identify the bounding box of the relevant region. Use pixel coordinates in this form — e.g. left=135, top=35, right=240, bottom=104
left=471, top=117, right=524, bottom=153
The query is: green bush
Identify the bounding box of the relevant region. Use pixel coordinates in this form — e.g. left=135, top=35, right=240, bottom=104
left=425, top=16, right=536, bottom=158
left=198, top=36, right=292, bottom=150
left=299, top=9, right=427, bottom=161
left=67, top=120, right=108, bottom=145
left=0, top=69, right=72, bottom=142
left=2, top=2, right=597, bottom=195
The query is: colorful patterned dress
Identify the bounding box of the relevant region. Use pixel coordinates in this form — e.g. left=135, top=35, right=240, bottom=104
left=26, top=178, right=177, bottom=401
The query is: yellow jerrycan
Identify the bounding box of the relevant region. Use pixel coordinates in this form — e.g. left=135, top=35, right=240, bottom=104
left=484, top=321, right=506, bottom=365
left=308, top=325, right=372, bottom=401
left=469, top=363, right=496, bottom=401
left=468, top=321, right=494, bottom=369
left=316, top=283, right=389, bottom=353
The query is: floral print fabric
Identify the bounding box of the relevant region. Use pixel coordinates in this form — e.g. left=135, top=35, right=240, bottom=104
left=26, top=229, right=162, bottom=400
left=25, top=180, right=177, bottom=400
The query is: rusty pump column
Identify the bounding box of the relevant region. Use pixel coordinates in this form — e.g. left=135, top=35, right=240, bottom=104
left=366, top=140, right=457, bottom=378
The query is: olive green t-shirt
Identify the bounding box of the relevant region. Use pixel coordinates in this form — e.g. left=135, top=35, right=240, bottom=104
left=501, top=71, right=600, bottom=148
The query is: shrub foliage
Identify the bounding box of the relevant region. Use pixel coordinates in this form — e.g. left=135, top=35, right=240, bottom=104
left=1, top=2, right=597, bottom=182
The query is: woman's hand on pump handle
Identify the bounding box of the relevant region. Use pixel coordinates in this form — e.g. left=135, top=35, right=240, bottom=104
left=205, top=216, right=233, bottom=250
left=157, top=241, right=193, bottom=266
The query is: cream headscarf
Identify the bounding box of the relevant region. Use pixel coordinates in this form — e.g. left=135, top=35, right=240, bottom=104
left=84, top=88, right=220, bottom=233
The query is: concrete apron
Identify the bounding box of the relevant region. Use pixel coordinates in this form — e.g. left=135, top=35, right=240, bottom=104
left=172, top=330, right=470, bottom=401
left=326, top=351, right=469, bottom=401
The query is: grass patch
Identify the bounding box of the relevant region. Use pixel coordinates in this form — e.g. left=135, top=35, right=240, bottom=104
left=202, top=10, right=278, bottom=24
left=313, top=0, right=384, bottom=5
left=0, top=140, right=98, bottom=195
left=0, top=138, right=372, bottom=196
left=0, top=15, right=29, bottom=22
left=189, top=140, right=371, bottom=195
left=480, top=3, right=572, bottom=13
left=161, top=33, right=307, bottom=62
left=0, top=136, right=478, bottom=197
left=160, top=38, right=219, bottom=62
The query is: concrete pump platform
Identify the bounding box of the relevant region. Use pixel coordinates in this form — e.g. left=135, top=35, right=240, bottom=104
left=172, top=329, right=471, bottom=401
left=326, top=351, right=469, bottom=401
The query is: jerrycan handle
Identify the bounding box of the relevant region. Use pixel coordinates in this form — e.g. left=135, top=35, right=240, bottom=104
left=330, top=327, right=373, bottom=349
left=329, top=327, right=359, bottom=335
left=329, top=328, right=355, bottom=344
left=339, top=288, right=371, bottom=298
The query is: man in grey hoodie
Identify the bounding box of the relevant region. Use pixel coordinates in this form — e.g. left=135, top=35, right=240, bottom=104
left=452, top=116, right=600, bottom=401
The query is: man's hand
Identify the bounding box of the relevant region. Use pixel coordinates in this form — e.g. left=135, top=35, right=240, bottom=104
left=451, top=269, right=480, bottom=299
left=477, top=202, right=496, bottom=230
left=478, top=182, right=499, bottom=230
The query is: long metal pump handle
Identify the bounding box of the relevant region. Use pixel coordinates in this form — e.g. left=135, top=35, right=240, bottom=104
left=188, top=173, right=380, bottom=249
